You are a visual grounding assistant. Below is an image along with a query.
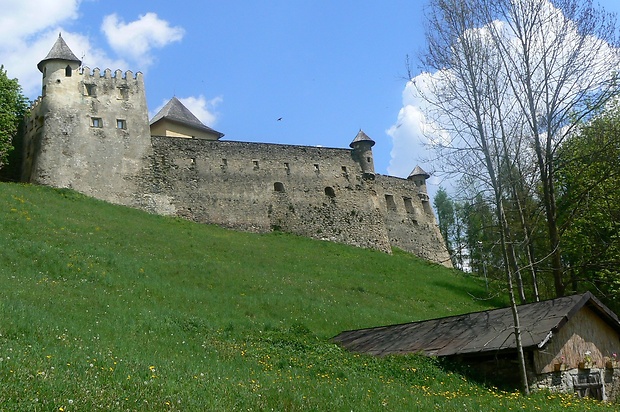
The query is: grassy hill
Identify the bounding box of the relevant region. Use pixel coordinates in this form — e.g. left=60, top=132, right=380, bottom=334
left=0, top=182, right=614, bottom=411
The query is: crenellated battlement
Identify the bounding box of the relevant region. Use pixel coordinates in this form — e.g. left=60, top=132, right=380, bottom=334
left=28, top=95, right=43, bottom=111
left=80, top=66, right=143, bottom=81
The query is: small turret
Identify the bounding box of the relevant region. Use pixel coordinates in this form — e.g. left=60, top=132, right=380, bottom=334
left=349, top=129, right=376, bottom=180
left=408, top=165, right=432, bottom=213
left=37, top=33, right=81, bottom=73
left=36, top=34, right=82, bottom=97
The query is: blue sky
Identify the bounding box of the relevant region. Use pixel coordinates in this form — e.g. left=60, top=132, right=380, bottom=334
left=2, top=0, right=620, bottom=192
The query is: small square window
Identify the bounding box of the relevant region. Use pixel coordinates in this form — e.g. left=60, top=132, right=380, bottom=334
left=116, top=119, right=126, bottom=129
left=84, top=84, right=96, bottom=96
left=117, top=87, right=129, bottom=100
left=91, top=117, right=102, bottom=128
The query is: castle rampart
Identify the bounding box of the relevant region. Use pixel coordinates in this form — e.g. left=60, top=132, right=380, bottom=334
left=21, top=35, right=453, bottom=267
left=139, top=137, right=395, bottom=253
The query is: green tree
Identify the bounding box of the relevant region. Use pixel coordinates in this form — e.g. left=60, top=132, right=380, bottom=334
left=556, top=103, right=620, bottom=313
left=0, top=65, right=29, bottom=171
left=434, top=187, right=456, bottom=265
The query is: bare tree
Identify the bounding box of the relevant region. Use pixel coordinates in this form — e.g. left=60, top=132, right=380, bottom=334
left=414, top=0, right=620, bottom=393
left=418, top=0, right=531, bottom=394
left=485, top=0, right=620, bottom=296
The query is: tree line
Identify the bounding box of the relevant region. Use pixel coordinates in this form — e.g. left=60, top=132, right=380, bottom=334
left=417, top=0, right=620, bottom=393
left=0, top=65, right=28, bottom=181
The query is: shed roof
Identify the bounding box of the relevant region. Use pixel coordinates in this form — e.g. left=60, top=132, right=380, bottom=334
left=38, top=34, right=81, bottom=73
left=333, top=292, right=620, bottom=357
left=150, top=97, right=224, bottom=138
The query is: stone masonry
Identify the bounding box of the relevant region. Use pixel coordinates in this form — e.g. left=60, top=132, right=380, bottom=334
left=21, top=35, right=452, bottom=267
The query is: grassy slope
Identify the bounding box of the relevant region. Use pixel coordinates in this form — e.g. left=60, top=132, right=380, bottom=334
left=0, top=182, right=613, bottom=411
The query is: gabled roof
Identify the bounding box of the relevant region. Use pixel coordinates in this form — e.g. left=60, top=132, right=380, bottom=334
left=333, top=292, right=620, bottom=357
left=38, top=34, right=81, bottom=73
left=349, top=129, right=375, bottom=148
left=150, top=97, right=224, bottom=138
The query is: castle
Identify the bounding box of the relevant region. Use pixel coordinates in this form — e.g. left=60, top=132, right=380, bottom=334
left=21, top=34, right=451, bottom=267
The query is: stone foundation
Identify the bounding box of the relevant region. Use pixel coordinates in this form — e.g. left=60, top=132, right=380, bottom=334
left=533, top=367, right=620, bottom=402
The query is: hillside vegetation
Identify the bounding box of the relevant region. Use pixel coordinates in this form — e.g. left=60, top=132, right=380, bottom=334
left=0, top=182, right=614, bottom=411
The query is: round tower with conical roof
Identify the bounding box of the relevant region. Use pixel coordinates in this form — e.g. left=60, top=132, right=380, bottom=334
left=408, top=165, right=433, bottom=215
left=22, top=34, right=152, bottom=206
left=349, top=129, right=376, bottom=180
left=37, top=33, right=82, bottom=98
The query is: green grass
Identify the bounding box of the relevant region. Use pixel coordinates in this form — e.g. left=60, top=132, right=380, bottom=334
left=0, top=182, right=614, bottom=411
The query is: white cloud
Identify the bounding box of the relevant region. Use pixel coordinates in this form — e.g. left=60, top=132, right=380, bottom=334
left=0, top=0, right=80, bottom=47
left=151, top=95, right=222, bottom=126
left=0, top=0, right=82, bottom=97
left=2, top=30, right=128, bottom=99
left=179, top=95, right=222, bottom=126
left=101, top=13, right=184, bottom=66
left=386, top=76, right=450, bottom=179
left=0, top=3, right=184, bottom=100
left=387, top=0, right=619, bottom=194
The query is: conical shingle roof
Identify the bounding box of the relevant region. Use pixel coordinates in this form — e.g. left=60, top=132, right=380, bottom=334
left=349, top=129, right=375, bottom=148
left=408, top=165, right=430, bottom=180
left=150, top=97, right=224, bottom=138
left=37, top=34, right=81, bottom=72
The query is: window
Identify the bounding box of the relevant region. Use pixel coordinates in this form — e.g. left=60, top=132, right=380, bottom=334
left=117, top=87, right=129, bottom=100
left=284, top=162, right=290, bottom=175
left=116, top=119, right=126, bottom=129
left=84, top=84, right=96, bottom=96
left=403, top=197, right=415, bottom=214
left=65, top=65, right=72, bottom=77
left=325, top=187, right=336, bottom=198
left=253, top=160, right=260, bottom=170
left=274, top=182, right=285, bottom=192
left=314, top=164, right=320, bottom=173
left=385, top=194, right=397, bottom=212
left=91, top=117, right=103, bottom=128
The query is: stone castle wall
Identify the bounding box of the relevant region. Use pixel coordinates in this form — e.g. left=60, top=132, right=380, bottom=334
left=129, top=136, right=452, bottom=264
left=23, top=38, right=452, bottom=265
left=376, top=175, right=452, bottom=265
left=23, top=66, right=152, bottom=206
left=137, top=137, right=394, bottom=252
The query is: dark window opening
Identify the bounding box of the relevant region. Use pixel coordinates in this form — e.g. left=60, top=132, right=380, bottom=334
left=91, top=117, right=103, bottom=128
left=253, top=160, right=260, bottom=170
left=325, top=187, right=336, bottom=198
left=385, top=194, right=397, bottom=211
left=274, top=182, right=285, bottom=192
left=118, top=87, right=129, bottom=100
left=85, top=84, right=96, bottom=96
left=403, top=197, right=415, bottom=214
left=65, top=65, right=72, bottom=77
left=284, top=162, right=290, bottom=175
left=366, top=157, right=371, bottom=163
left=314, top=164, right=320, bottom=172
left=422, top=200, right=433, bottom=214
left=221, top=158, right=228, bottom=170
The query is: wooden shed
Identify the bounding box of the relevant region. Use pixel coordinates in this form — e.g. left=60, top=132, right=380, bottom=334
left=333, top=292, right=620, bottom=401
